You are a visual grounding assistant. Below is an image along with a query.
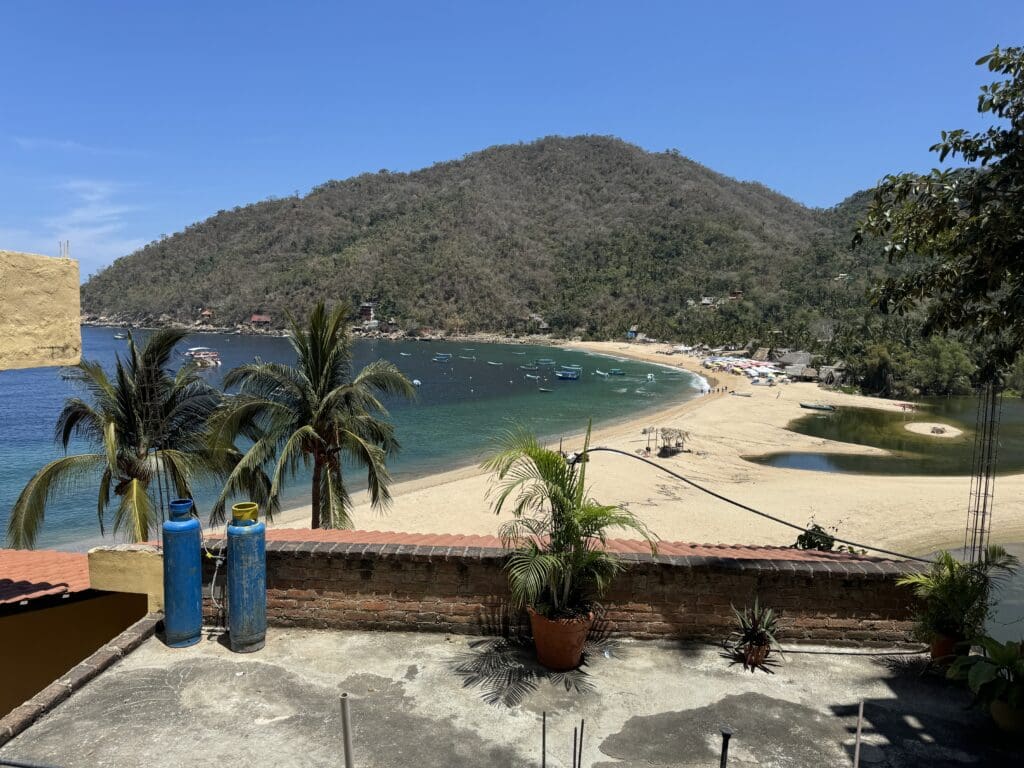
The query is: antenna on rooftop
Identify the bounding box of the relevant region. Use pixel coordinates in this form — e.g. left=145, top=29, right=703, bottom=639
left=964, top=380, right=1002, bottom=564
left=58, top=239, right=71, bottom=259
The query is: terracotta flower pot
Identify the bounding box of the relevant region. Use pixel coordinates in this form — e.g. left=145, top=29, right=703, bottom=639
left=528, top=607, right=595, bottom=671
left=930, top=633, right=960, bottom=662
left=990, top=699, right=1024, bottom=734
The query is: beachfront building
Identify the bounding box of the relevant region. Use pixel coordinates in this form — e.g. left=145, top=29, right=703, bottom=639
left=250, top=313, right=272, bottom=328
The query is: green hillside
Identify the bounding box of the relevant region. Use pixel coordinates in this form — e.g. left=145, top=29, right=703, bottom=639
left=81, top=136, right=876, bottom=344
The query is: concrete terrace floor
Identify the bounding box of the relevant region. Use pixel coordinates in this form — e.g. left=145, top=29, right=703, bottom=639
left=3, top=629, right=1019, bottom=767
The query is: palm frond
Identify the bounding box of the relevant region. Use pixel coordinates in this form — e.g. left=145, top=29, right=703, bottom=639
left=7, top=454, right=106, bottom=548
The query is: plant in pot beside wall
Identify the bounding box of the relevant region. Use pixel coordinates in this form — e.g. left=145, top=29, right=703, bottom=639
left=728, top=599, right=782, bottom=672
left=896, top=546, right=1019, bottom=661
left=483, top=424, right=657, bottom=671
left=948, top=636, right=1024, bottom=734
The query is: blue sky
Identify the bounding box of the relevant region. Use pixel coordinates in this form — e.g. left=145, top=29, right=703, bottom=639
left=1, top=1, right=1020, bottom=278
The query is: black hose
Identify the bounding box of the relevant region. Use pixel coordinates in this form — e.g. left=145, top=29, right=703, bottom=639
left=0, top=759, right=65, bottom=768
left=578, top=446, right=933, bottom=564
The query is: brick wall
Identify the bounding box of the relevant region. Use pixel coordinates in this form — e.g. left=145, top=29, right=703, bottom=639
left=201, top=531, right=922, bottom=645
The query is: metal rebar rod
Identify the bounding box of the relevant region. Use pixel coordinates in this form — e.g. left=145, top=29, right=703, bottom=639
left=340, top=693, right=355, bottom=768
left=572, top=727, right=578, bottom=768
left=719, top=727, right=733, bottom=768
left=541, top=711, right=546, bottom=768
left=578, top=719, right=585, bottom=768
left=853, top=700, right=864, bottom=767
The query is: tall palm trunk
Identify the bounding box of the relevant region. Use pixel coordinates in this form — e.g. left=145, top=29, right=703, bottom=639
left=311, top=452, right=323, bottom=529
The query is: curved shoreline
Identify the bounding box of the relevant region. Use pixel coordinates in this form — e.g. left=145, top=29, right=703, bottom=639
left=272, top=340, right=1023, bottom=557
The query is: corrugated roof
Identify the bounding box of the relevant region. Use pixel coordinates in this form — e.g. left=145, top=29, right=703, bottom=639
left=0, top=549, right=90, bottom=605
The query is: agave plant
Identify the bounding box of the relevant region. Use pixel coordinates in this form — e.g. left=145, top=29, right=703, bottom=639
left=7, top=329, right=262, bottom=548
left=482, top=422, right=657, bottom=619
left=897, top=546, right=1019, bottom=643
left=728, top=598, right=782, bottom=672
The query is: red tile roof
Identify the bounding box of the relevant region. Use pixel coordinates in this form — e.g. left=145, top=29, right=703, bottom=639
left=0, top=549, right=91, bottom=605
left=248, top=528, right=888, bottom=563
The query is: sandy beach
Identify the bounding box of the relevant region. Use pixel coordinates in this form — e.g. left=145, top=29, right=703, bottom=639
left=272, top=341, right=1024, bottom=557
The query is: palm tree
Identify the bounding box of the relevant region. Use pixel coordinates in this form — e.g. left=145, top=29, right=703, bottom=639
left=482, top=423, right=657, bottom=618
left=212, top=302, right=415, bottom=529
left=8, top=329, right=255, bottom=549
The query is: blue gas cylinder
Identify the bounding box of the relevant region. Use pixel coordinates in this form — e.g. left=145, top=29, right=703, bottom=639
left=227, top=501, right=266, bottom=653
left=162, top=498, right=202, bottom=647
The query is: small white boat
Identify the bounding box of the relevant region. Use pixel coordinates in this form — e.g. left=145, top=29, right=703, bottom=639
left=646, top=373, right=656, bottom=382
left=412, top=379, right=422, bottom=387
left=185, top=347, right=222, bottom=367
left=400, top=352, right=412, bottom=357
left=113, top=332, right=128, bottom=340
left=595, top=370, right=609, bottom=377
left=459, top=355, right=476, bottom=360
left=525, top=374, right=540, bottom=380
left=487, top=361, right=502, bottom=366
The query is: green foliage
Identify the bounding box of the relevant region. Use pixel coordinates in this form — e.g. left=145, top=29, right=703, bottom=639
left=856, top=46, right=1024, bottom=380
left=482, top=422, right=656, bottom=619
left=728, top=598, right=782, bottom=672
left=794, top=523, right=835, bottom=551
left=897, top=547, right=1019, bottom=642
left=948, top=636, right=1024, bottom=710
left=81, top=136, right=875, bottom=348
left=7, top=329, right=257, bottom=548
left=211, top=302, right=415, bottom=529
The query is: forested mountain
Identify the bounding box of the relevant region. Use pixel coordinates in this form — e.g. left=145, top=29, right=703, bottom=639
left=82, top=135, right=877, bottom=344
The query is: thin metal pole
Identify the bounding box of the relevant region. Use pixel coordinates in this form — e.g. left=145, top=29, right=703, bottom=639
left=719, top=727, right=733, bottom=768
left=340, top=693, right=355, bottom=768
left=578, top=719, right=585, bottom=768
left=572, top=727, right=578, bottom=768
left=541, top=711, right=546, bottom=768
left=853, top=701, right=864, bottom=768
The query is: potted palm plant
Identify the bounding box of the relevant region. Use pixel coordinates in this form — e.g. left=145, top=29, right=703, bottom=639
left=897, top=547, right=1018, bottom=660
left=948, top=636, right=1024, bottom=733
left=483, top=423, right=656, bottom=671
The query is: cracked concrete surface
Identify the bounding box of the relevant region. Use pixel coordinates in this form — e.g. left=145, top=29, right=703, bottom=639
left=2, top=629, right=1019, bottom=767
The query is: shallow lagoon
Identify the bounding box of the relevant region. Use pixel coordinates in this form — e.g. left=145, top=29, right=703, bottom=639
left=747, top=396, right=1024, bottom=475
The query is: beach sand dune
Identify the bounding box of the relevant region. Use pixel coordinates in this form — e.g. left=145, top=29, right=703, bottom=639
left=273, top=341, right=1024, bottom=557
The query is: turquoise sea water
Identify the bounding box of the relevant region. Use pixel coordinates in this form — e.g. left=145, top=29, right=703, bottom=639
left=0, top=328, right=704, bottom=550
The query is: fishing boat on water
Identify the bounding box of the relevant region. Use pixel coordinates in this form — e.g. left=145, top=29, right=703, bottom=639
left=525, top=374, right=540, bottom=380
left=487, top=361, right=502, bottom=366
left=595, top=369, right=609, bottom=377
left=536, top=358, right=557, bottom=366
left=185, top=347, right=222, bottom=367
left=513, top=352, right=526, bottom=356
left=799, top=402, right=836, bottom=412
left=399, top=352, right=412, bottom=357
left=520, top=364, right=538, bottom=371
left=554, top=369, right=581, bottom=380
left=563, top=364, right=583, bottom=370
left=113, top=332, right=128, bottom=340
left=538, top=387, right=554, bottom=393
left=646, top=373, right=656, bottom=382
left=608, top=368, right=625, bottom=376
left=432, top=353, right=453, bottom=363
left=459, top=355, right=476, bottom=360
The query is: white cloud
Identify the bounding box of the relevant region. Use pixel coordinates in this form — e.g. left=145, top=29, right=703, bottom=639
left=0, top=179, right=146, bottom=280
left=12, top=136, right=144, bottom=157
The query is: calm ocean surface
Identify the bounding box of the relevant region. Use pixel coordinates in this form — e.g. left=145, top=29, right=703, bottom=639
left=0, top=327, right=704, bottom=550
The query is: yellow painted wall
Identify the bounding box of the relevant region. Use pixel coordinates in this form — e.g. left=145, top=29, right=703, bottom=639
left=88, top=545, right=165, bottom=611
left=0, top=250, right=81, bottom=370
left=0, top=591, right=147, bottom=717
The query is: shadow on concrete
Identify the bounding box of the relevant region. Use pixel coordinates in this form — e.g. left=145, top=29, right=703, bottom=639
left=829, top=655, right=1021, bottom=767
left=450, top=618, right=622, bottom=708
